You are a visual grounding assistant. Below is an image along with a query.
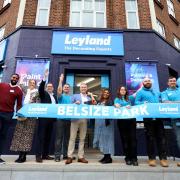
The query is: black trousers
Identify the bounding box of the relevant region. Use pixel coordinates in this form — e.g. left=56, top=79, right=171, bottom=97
left=54, top=120, right=71, bottom=158
left=36, top=118, right=55, bottom=157
left=144, top=118, right=167, bottom=160
left=117, top=119, right=137, bottom=161
left=0, top=112, right=13, bottom=155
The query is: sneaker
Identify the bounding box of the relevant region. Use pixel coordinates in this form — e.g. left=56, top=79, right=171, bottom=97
left=0, top=158, right=5, bottom=164
left=42, top=155, right=54, bottom=160
left=160, top=160, right=168, bottom=167
left=55, top=157, right=60, bottom=162
left=148, top=159, right=156, bottom=167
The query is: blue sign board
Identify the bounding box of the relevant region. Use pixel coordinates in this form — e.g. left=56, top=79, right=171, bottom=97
left=0, top=39, right=8, bottom=62
left=51, top=31, right=124, bottom=56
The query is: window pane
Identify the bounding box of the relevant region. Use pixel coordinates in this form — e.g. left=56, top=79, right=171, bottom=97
left=96, top=12, right=104, bottom=27
left=174, top=37, right=180, bottom=49
left=125, top=0, right=136, bottom=11
left=37, top=9, right=48, bottom=26
left=84, top=0, right=93, bottom=10
left=71, top=12, right=80, bottom=27
left=71, top=0, right=81, bottom=11
left=95, top=0, right=105, bottom=11
left=127, top=12, right=138, bottom=29
left=0, top=27, right=5, bottom=40
left=82, top=12, right=93, bottom=27
left=3, top=0, right=11, bottom=7
left=38, top=0, right=51, bottom=7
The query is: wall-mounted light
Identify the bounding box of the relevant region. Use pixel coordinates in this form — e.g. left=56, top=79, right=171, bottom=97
left=1, top=65, right=7, bottom=69
left=77, top=78, right=95, bottom=87
left=165, top=63, right=171, bottom=66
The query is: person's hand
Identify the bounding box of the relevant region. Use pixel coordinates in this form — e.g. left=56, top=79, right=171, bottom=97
left=75, top=101, right=81, bottom=105
left=114, top=104, right=121, bottom=108
left=59, top=74, right=64, bottom=82
left=44, top=69, right=49, bottom=79
left=126, top=105, right=131, bottom=109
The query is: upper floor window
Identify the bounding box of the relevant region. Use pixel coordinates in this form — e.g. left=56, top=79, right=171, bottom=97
left=125, top=0, right=140, bottom=29
left=167, top=0, right=175, bottom=17
left=0, top=26, right=5, bottom=40
left=70, top=0, right=106, bottom=28
left=35, top=0, right=51, bottom=26
left=174, top=35, right=180, bottom=50
left=156, top=19, right=166, bottom=38
left=3, top=0, right=11, bottom=7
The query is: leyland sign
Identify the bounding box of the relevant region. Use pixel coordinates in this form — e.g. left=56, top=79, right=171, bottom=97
left=51, top=31, right=124, bottom=56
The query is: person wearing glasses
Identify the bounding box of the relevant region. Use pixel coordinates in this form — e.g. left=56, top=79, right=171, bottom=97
left=0, top=74, right=23, bottom=164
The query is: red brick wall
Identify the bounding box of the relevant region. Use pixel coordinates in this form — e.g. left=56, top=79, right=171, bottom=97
left=154, top=0, right=180, bottom=45
left=0, top=0, right=20, bottom=37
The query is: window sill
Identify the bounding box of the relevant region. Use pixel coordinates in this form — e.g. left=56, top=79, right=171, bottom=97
left=0, top=3, right=11, bottom=15
left=154, top=0, right=164, bottom=9
left=169, top=14, right=179, bottom=26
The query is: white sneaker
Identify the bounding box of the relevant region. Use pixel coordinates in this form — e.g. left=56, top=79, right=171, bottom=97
left=0, top=158, right=5, bottom=164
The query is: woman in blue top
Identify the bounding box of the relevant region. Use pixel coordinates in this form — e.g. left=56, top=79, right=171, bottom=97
left=114, top=86, right=138, bottom=166
left=93, top=89, right=114, bottom=164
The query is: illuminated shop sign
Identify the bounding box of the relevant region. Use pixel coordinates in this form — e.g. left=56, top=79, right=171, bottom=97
left=51, top=31, right=124, bottom=56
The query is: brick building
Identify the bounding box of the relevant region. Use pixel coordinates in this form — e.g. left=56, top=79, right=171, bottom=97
left=0, top=0, right=180, bottom=155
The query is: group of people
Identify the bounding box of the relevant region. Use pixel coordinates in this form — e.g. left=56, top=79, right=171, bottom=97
left=0, top=71, right=180, bottom=168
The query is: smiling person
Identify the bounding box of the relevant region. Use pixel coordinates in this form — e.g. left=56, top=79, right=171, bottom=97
left=114, top=86, right=138, bottom=166
left=161, top=76, right=180, bottom=167
left=10, top=79, right=39, bottom=163
left=0, top=74, right=23, bottom=164
left=65, top=83, right=96, bottom=164
left=54, top=74, right=71, bottom=162
left=35, top=70, right=57, bottom=163
left=135, top=77, right=168, bottom=167
left=93, top=89, right=114, bottom=164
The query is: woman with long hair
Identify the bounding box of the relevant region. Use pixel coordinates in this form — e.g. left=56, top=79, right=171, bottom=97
left=114, top=86, right=138, bottom=166
left=10, top=79, right=39, bottom=163
left=93, top=89, right=114, bottom=164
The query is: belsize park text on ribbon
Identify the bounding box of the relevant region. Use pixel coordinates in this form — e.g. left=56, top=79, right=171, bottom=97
left=17, top=103, right=180, bottom=121
left=51, top=31, right=124, bottom=56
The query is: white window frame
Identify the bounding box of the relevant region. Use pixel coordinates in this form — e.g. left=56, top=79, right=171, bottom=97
left=156, top=19, right=166, bottom=38
left=0, top=26, right=5, bottom=40
left=167, top=0, right=175, bottom=17
left=174, top=35, right=180, bottom=50
left=125, top=0, right=140, bottom=29
left=69, top=0, right=106, bottom=28
left=35, top=0, right=51, bottom=26
left=3, top=0, right=11, bottom=7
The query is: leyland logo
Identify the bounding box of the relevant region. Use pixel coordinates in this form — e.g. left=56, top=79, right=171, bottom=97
left=159, top=106, right=179, bottom=114
left=64, top=34, right=112, bottom=47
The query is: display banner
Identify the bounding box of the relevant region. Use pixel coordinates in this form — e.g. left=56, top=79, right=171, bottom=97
left=17, top=103, right=180, bottom=121
left=51, top=31, right=124, bottom=56
left=15, top=59, right=50, bottom=87
left=125, top=63, right=159, bottom=95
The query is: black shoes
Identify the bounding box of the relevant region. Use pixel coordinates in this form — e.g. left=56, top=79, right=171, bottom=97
left=36, top=156, right=43, bottom=163
left=42, top=155, right=54, bottom=160
left=0, top=158, right=5, bottom=164
left=15, top=152, right=26, bottom=163
left=101, top=157, right=112, bottom=164
left=125, top=159, right=138, bottom=166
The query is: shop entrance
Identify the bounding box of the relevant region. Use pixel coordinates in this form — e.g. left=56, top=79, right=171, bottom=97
left=65, top=70, right=110, bottom=149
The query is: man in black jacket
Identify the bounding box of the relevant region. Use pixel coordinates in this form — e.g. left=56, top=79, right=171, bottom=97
left=36, top=70, right=57, bottom=163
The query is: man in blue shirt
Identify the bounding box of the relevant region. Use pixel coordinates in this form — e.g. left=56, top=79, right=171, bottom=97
left=54, top=74, right=71, bottom=162
left=161, top=76, right=180, bottom=167
left=135, top=77, right=168, bottom=167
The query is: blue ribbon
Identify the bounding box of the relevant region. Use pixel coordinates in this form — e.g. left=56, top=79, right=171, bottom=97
left=16, top=103, right=180, bottom=121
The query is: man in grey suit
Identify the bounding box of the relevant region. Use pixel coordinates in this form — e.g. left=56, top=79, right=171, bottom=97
left=65, top=83, right=95, bottom=164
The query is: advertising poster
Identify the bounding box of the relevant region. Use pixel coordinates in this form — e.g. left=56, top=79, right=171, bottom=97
left=15, top=59, right=50, bottom=87
left=125, top=63, right=159, bottom=95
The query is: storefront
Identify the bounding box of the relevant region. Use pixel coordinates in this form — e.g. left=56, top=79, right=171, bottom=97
left=1, top=27, right=180, bottom=155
